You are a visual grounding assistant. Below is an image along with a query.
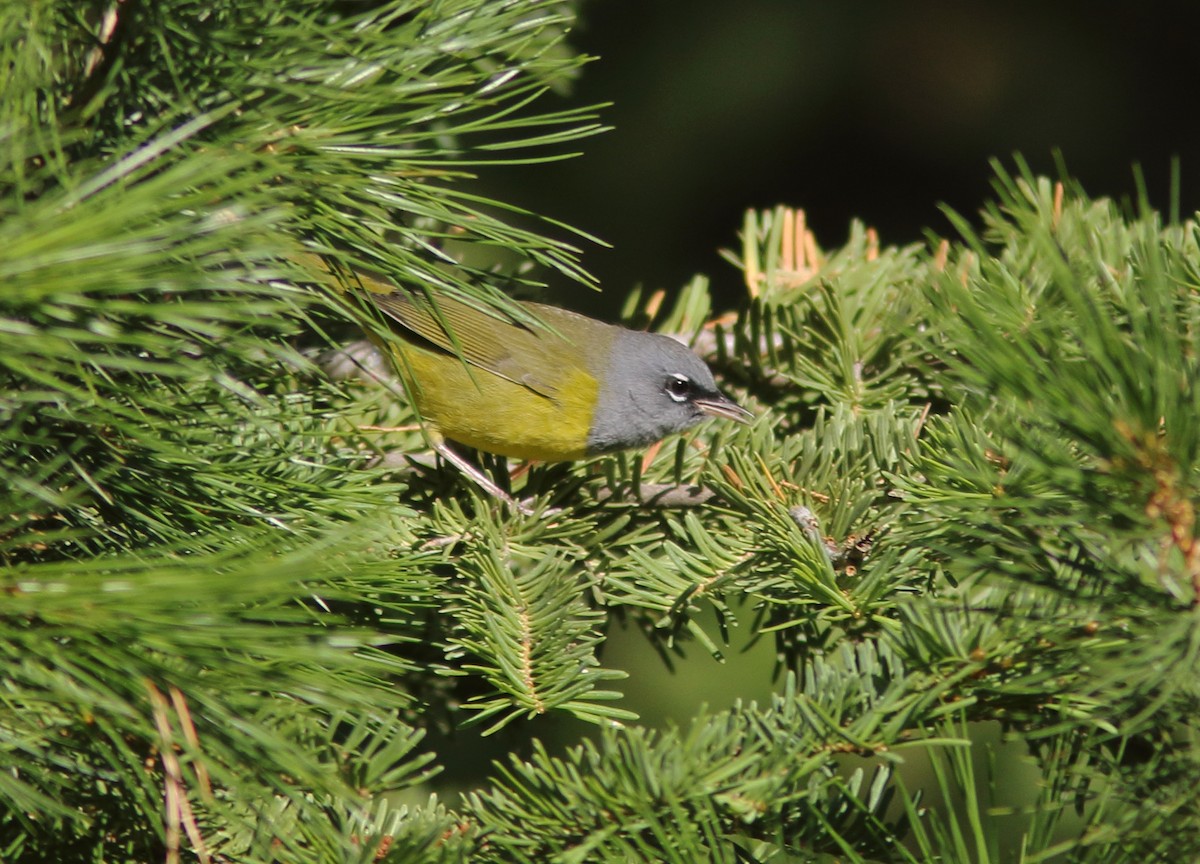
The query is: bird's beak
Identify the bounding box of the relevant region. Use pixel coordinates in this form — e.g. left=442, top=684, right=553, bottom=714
left=695, top=395, right=754, bottom=424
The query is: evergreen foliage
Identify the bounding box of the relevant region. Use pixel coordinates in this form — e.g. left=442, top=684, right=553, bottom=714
left=3, top=2, right=1199, bottom=862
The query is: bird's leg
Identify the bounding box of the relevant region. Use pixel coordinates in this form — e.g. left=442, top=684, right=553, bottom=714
left=430, top=438, right=534, bottom=516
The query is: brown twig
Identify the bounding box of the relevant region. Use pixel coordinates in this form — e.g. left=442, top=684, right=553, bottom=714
left=146, top=681, right=211, bottom=864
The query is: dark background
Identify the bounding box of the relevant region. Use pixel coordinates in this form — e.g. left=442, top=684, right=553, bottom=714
left=485, top=0, right=1199, bottom=313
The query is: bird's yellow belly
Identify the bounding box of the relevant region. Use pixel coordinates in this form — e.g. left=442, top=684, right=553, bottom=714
left=399, top=348, right=599, bottom=462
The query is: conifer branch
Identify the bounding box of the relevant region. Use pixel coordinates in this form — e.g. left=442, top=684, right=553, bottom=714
left=5, top=2, right=1200, bottom=860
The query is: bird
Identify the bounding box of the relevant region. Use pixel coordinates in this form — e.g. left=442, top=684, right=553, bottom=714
left=318, top=258, right=752, bottom=509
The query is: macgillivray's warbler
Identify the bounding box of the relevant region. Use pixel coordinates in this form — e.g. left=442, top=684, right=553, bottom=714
left=319, top=257, right=752, bottom=508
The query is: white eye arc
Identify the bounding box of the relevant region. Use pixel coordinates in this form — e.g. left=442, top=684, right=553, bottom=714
left=664, top=373, right=691, bottom=402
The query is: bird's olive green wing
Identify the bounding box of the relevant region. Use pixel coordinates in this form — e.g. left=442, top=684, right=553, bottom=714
left=369, top=291, right=579, bottom=399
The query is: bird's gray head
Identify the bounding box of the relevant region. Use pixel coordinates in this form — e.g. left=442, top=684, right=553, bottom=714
left=586, top=329, right=751, bottom=454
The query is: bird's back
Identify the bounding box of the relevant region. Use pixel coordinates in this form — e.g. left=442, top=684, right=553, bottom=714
left=371, top=292, right=613, bottom=461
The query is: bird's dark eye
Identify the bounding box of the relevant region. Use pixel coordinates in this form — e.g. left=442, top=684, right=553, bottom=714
left=665, top=374, right=691, bottom=402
